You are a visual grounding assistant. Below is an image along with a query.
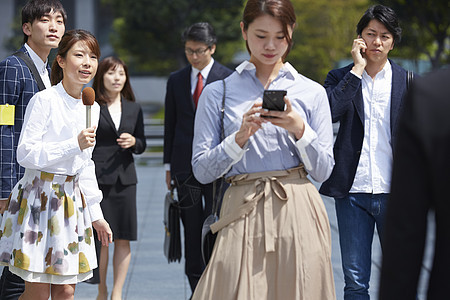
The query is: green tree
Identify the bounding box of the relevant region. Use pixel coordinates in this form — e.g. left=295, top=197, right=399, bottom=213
left=288, top=0, right=370, bottom=83
left=376, top=0, right=450, bottom=70
left=102, top=0, right=244, bottom=75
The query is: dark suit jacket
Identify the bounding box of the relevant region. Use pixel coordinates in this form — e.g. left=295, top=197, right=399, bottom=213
left=379, top=68, right=450, bottom=300
left=320, top=60, right=408, bottom=198
left=163, top=61, right=232, bottom=180
left=92, top=99, right=146, bottom=186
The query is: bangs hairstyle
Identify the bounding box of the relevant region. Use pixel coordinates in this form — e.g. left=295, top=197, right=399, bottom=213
left=51, top=29, right=101, bottom=85
left=22, top=0, right=67, bottom=43
left=242, top=0, right=296, bottom=61
left=93, top=56, right=136, bottom=105
left=356, top=5, right=402, bottom=44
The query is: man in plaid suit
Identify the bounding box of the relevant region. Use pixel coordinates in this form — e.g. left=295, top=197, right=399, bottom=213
left=0, top=1, right=66, bottom=299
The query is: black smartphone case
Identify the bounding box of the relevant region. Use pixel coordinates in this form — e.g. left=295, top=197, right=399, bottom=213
left=263, top=90, right=287, bottom=111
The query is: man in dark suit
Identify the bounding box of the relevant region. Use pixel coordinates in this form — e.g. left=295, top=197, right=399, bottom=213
left=0, top=1, right=66, bottom=299
left=379, top=67, right=450, bottom=300
left=163, top=22, right=232, bottom=294
left=319, top=5, right=409, bottom=299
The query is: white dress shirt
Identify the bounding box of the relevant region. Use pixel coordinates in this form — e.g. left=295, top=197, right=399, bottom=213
left=190, top=58, right=214, bottom=94
left=24, top=43, right=51, bottom=89
left=350, top=61, right=393, bottom=194
left=17, top=82, right=103, bottom=221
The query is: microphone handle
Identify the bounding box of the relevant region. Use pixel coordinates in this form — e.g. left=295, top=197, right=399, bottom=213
left=86, top=106, right=91, bottom=128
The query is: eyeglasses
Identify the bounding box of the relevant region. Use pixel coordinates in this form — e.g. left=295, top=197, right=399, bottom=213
left=185, top=47, right=210, bottom=56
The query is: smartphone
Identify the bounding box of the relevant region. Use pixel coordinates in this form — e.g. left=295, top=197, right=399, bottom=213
left=262, top=90, right=287, bottom=112
left=358, top=35, right=367, bottom=56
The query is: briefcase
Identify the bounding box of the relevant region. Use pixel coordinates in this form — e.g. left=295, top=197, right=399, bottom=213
left=163, top=190, right=181, bottom=263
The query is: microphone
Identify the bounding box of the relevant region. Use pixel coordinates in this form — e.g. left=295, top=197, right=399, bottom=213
left=82, top=87, right=95, bottom=128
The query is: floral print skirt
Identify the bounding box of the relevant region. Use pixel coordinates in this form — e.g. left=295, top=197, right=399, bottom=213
left=0, top=169, right=97, bottom=284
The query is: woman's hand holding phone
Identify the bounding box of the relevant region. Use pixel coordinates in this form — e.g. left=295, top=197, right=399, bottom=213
left=235, top=102, right=264, bottom=148
left=351, top=35, right=367, bottom=76
left=267, top=97, right=305, bottom=140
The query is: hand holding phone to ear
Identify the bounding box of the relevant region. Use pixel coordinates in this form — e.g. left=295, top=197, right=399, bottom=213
left=351, top=35, right=367, bottom=76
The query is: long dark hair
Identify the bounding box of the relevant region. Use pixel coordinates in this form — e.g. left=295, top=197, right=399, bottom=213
left=51, top=29, right=101, bottom=85
left=242, top=0, right=296, bottom=61
left=92, top=56, right=136, bottom=105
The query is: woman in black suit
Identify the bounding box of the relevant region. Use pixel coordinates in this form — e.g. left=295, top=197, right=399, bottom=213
left=91, top=56, right=146, bottom=300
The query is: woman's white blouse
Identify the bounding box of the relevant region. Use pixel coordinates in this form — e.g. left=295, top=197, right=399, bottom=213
left=17, top=82, right=103, bottom=221
left=192, top=61, right=335, bottom=184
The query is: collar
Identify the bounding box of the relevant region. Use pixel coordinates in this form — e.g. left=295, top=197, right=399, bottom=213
left=24, top=43, right=48, bottom=74
left=235, top=60, right=297, bottom=80
left=192, top=58, right=215, bottom=79
left=363, top=59, right=392, bottom=81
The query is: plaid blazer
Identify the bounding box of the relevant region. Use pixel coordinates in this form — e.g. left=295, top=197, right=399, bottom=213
left=0, top=45, right=50, bottom=198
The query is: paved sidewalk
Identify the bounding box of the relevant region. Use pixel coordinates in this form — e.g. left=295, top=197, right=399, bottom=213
left=75, top=161, right=434, bottom=299
left=1, top=161, right=433, bottom=299
left=74, top=161, right=188, bottom=300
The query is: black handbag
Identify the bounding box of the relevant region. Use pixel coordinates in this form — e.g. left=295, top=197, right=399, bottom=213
left=201, top=79, right=226, bottom=265
left=163, top=188, right=182, bottom=263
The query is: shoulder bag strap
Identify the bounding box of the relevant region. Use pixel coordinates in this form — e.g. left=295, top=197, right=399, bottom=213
left=212, top=79, right=226, bottom=216
left=13, top=51, right=46, bottom=91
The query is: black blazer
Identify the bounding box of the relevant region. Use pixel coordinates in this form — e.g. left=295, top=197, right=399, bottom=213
left=163, top=61, right=232, bottom=180
left=379, top=67, right=450, bottom=300
left=320, top=60, right=409, bottom=198
left=92, top=99, right=146, bottom=185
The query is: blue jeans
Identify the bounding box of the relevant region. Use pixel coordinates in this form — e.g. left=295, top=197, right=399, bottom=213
left=335, top=193, right=388, bottom=300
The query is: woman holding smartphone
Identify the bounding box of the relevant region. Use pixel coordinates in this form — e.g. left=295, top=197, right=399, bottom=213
left=191, top=0, right=335, bottom=299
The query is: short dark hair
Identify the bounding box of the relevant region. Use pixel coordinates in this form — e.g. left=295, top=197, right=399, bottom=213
left=22, top=0, right=67, bottom=43
left=356, top=5, right=402, bottom=44
left=51, top=29, right=100, bottom=85
left=182, top=22, right=217, bottom=47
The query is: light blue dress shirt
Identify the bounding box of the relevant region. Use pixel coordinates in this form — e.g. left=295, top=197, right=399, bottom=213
left=192, top=61, right=334, bottom=184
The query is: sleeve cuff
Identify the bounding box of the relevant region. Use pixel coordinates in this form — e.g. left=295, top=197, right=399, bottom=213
left=67, top=136, right=82, bottom=155
left=294, top=122, right=316, bottom=170
left=88, top=202, right=104, bottom=222
left=164, top=163, right=170, bottom=171
left=350, top=70, right=362, bottom=79
left=224, top=131, right=247, bottom=163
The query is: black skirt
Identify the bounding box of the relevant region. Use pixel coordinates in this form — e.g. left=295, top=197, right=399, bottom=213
left=99, top=180, right=137, bottom=241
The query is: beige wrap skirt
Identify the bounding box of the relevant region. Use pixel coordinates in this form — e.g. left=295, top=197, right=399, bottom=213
left=192, top=166, right=336, bottom=300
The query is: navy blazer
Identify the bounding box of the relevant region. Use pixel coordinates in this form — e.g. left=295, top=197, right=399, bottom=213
left=0, top=45, right=50, bottom=197
left=163, top=61, right=232, bottom=181
left=92, top=99, right=146, bottom=186
left=319, top=60, right=408, bottom=198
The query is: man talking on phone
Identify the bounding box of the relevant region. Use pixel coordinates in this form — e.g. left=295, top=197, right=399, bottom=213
left=319, top=5, right=411, bottom=299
